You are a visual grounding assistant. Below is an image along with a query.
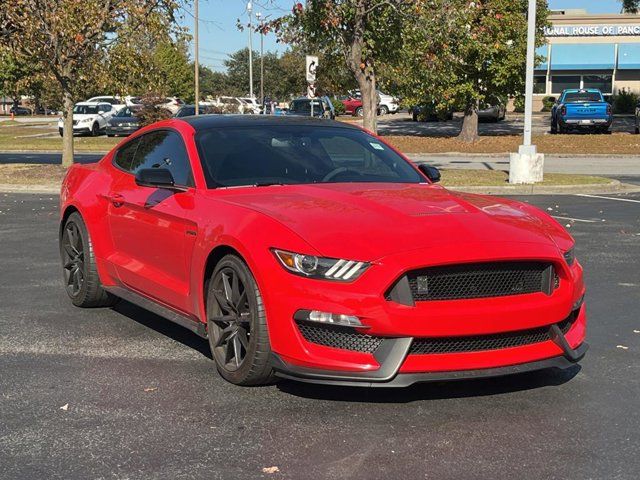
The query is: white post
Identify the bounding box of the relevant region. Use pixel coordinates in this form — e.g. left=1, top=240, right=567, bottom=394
left=247, top=2, right=254, bottom=100
left=194, top=0, right=199, bottom=115
left=509, top=0, right=544, bottom=184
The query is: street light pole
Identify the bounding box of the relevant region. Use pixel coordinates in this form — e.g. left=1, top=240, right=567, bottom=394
left=194, top=0, right=199, bottom=115
left=256, top=12, right=264, bottom=109
left=509, top=0, right=544, bottom=184
left=247, top=2, right=254, bottom=99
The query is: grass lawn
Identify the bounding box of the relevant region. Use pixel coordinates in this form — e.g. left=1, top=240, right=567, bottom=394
left=0, top=164, right=612, bottom=189
left=385, top=133, right=640, bottom=155
left=0, top=122, right=119, bottom=152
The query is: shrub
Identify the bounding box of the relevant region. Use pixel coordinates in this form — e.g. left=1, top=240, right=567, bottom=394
left=541, top=96, right=556, bottom=112
left=612, top=88, right=638, bottom=114
left=513, top=96, right=525, bottom=113
left=136, top=93, right=173, bottom=127
left=331, top=97, right=346, bottom=115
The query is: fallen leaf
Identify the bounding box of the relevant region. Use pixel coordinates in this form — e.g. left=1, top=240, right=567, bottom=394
left=616, top=345, right=629, bottom=350
left=262, top=466, right=280, bottom=474
left=60, top=403, right=69, bottom=411
left=143, top=387, right=157, bottom=392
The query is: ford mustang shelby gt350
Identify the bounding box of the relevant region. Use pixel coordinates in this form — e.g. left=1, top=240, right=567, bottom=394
left=59, top=115, right=587, bottom=387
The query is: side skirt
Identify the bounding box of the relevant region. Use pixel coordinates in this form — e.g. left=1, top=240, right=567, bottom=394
left=106, top=286, right=208, bottom=338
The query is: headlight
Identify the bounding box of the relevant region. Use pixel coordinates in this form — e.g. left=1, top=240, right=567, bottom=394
left=273, top=249, right=369, bottom=281
left=563, top=248, right=575, bottom=266
left=80, top=118, right=92, bottom=123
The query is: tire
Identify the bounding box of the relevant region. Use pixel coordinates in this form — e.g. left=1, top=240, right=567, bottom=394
left=206, top=254, right=274, bottom=386
left=635, top=126, right=639, bottom=135
left=379, top=105, right=389, bottom=116
left=355, top=107, right=363, bottom=117
left=91, top=122, right=99, bottom=136
left=107, top=134, right=115, bottom=137
left=60, top=212, right=118, bottom=308
left=59, top=128, right=63, bottom=137
left=412, top=111, right=418, bottom=122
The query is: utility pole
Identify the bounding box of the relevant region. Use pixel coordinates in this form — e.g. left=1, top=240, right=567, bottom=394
left=194, top=0, right=199, bottom=115
left=509, top=0, right=544, bottom=184
left=256, top=12, right=264, bottom=110
left=247, top=2, right=254, bottom=99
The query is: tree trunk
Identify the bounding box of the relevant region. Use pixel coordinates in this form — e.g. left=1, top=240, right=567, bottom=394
left=62, top=90, right=74, bottom=168
left=357, top=73, right=377, bottom=133
left=458, top=102, right=479, bottom=143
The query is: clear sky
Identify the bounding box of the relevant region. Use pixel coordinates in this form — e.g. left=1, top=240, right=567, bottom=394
left=183, top=0, right=627, bottom=71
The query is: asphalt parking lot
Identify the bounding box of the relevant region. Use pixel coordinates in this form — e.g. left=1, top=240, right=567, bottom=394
left=0, top=191, right=639, bottom=480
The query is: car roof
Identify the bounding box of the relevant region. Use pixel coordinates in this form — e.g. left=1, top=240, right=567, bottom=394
left=562, top=89, right=601, bottom=94
left=179, top=114, right=358, bottom=131
left=75, top=101, right=105, bottom=106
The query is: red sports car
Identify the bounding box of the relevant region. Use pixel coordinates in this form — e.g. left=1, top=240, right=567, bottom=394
left=59, top=116, right=587, bottom=387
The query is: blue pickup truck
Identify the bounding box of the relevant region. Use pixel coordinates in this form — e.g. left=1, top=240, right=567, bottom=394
left=551, top=88, right=612, bottom=134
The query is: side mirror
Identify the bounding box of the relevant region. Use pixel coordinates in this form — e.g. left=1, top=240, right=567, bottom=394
left=135, top=168, right=186, bottom=191
left=418, top=164, right=441, bottom=183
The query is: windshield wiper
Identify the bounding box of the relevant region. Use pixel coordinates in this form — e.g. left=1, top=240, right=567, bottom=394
left=253, top=181, right=285, bottom=187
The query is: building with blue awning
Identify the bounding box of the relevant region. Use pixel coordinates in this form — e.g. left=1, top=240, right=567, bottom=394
left=532, top=9, right=640, bottom=110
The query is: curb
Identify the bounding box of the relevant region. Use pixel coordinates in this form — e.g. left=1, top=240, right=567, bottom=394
left=2, top=181, right=639, bottom=196
left=446, top=180, right=640, bottom=195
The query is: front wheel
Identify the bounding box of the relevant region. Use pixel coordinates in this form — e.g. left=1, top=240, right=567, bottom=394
left=91, top=122, right=100, bottom=136
left=60, top=212, right=118, bottom=307
left=355, top=107, right=363, bottom=117
left=206, top=255, right=274, bottom=386
left=379, top=105, right=389, bottom=116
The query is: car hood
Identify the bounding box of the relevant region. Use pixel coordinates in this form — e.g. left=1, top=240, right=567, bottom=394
left=212, top=183, right=568, bottom=260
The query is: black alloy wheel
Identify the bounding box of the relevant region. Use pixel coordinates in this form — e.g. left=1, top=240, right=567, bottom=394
left=207, top=255, right=274, bottom=385
left=61, top=221, right=85, bottom=298
left=91, top=122, right=99, bottom=136
left=60, top=212, right=117, bottom=307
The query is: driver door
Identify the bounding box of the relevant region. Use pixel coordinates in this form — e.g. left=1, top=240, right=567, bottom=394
left=107, top=130, right=198, bottom=313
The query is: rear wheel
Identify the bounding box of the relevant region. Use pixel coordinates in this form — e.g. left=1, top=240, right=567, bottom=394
left=60, top=212, right=117, bottom=307
left=206, top=255, right=274, bottom=386
left=355, top=107, right=363, bottom=117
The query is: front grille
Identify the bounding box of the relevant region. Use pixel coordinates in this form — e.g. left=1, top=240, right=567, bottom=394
left=401, top=261, right=555, bottom=302
left=296, top=321, right=383, bottom=353
left=408, top=312, right=577, bottom=355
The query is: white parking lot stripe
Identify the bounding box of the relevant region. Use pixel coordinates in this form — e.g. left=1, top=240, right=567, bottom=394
left=552, top=215, right=597, bottom=223
left=575, top=194, right=640, bottom=204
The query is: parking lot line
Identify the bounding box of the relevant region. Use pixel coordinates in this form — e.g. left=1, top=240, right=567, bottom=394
left=551, top=215, right=597, bottom=223
left=575, top=194, right=640, bottom=204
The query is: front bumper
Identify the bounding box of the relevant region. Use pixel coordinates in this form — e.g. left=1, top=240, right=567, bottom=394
left=106, top=125, right=138, bottom=136
left=272, top=342, right=587, bottom=387
left=260, top=243, right=587, bottom=387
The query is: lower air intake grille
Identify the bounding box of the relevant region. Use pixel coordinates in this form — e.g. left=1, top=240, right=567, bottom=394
left=296, top=321, right=383, bottom=353
left=403, top=261, right=555, bottom=302
left=408, top=312, right=577, bottom=355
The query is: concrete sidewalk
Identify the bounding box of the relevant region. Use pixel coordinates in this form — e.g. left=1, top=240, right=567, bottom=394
left=408, top=153, right=640, bottom=176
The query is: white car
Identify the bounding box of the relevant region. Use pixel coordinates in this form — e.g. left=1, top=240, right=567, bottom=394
left=57, top=102, right=116, bottom=136
left=86, top=96, right=126, bottom=111
left=240, top=97, right=262, bottom=114
left=377, top=91, right=400, bottom=115
left=123, top=96, right=184, bottom=113
left=210, top=96, right=248, bottom=114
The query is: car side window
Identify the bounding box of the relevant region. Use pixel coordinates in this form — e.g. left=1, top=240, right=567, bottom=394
left=131, top=130, right=193, bottom=187
left=113, top=137, right=141, bottom=172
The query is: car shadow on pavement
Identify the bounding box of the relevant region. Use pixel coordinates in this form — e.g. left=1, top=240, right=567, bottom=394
left=276, top=366, right=581, bottom=403
left=112, top=300, right=212, bottom=359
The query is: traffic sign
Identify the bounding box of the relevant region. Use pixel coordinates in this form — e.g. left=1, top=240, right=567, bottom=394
left=306, top=55, right=318, bottom=83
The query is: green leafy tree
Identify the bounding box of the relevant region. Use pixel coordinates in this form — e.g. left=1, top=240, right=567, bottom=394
left=273, top=1, right=413, bottom=133
left=0, top=0, right=185, bottom=167
left=622, top=0, right=640, bottom=13
left=392, top=0, right=548, bottom=142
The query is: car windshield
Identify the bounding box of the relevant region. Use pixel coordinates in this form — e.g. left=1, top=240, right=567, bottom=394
left=563, top=92, right=603, bottom=103
left=289, top=100, right=324, bottom=114
left=196, top=125, right=423, bottom=188
left=176, top=107, right=195, bottom=117
left=115, top=107, right=137, bottom=118
left=73, top=105, right=100, bottom=115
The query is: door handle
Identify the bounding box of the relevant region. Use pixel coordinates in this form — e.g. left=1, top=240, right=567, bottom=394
left=108, top=193, right=125, bottom=208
